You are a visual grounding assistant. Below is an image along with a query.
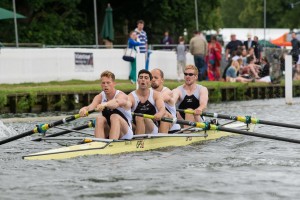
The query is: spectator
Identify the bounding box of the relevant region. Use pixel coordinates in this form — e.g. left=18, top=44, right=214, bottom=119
left=256, top=56, right=271, bottom=83
left=225, top=33, right=243, bottom=61
left=222, top=47, right=243, bottom=81
left=241, top=56, right=260, bottom=79
left=243, top=33, right=257, bottom=51
left=161, top=31, right=173, bottom=50
left=290, top=32, right=300, bottom=64
left=176, top=36, right=187, bottom=81
left=253, top=36, right=262, bottom=61
left=206, top=35, right=222, bottom=81
left=189, top=30, right=208, bottom=81
left=134, top=20, right=148, bottom=54
left=293, top=57, right=300, bottom=80
left=226, top=60, right=252, bottom=83
left=247, top=47, right=258, bottom=63
left=127, top=31, right=143, bottom=84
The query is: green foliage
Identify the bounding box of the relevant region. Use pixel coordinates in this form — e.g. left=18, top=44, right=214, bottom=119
left=0, top=0, right=223, bottom=45
left=53, top=95, right=67, bottom=108
left=0, top=93, right=7, bottom=109
left=209, top=84, right=222, bottom=103
left=16, top=92, right=37, bottom=112
left=221, top=0, right=300, bottom=29
left=236, top=84, right=247, bottom=100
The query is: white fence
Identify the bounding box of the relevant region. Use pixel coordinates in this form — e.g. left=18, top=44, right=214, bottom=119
left=0, top=48, right=194, bottom=84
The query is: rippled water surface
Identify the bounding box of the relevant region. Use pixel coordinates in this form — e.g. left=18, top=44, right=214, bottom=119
left=1, top=98, right=300, bottom=200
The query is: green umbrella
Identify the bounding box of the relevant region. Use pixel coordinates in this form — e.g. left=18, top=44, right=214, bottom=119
left=0, top=7, right=25, bottom=20
left=101, top=4, right=114, bottom=42
left=258, top=39, right=280, bottom=48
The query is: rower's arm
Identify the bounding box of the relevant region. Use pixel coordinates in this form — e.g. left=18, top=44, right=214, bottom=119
left=195, top=86, right=208, bottom=115
left=172, top=87, right=181, bottom=104
left=128, top=93, right=135, bottom=110
left=153, top=91, right=166, bottom=120
left=79, top=94, right=102, bottom=116
left=161, top=88, right=173, bottom=104
left=105, top=92, right=128, bottom=109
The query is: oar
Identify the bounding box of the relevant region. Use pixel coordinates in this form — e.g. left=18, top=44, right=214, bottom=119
left=0, top=110, right=96, bottom=145
left=177, top=109, right=300, bottom=130
left=133, top=113, right=300, bottom=144
left=32, top=120, right=95, bottom=141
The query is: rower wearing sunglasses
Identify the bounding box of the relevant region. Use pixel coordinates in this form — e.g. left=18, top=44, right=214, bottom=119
left=172, top=64, right=209, bottom=123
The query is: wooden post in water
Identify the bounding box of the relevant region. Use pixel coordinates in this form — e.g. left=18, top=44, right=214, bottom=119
left=285, top=55, right=293, bottom=104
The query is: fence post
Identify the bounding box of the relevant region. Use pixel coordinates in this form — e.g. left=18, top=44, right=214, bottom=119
left=285, top=55, right=293, bottom=104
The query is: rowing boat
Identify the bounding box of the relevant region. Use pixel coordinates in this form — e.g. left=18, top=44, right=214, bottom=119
left=23, top=121, right=255, bottom=160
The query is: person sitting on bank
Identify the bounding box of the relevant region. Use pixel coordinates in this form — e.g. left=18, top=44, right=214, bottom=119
left=79, top=71, right=133, bottom=140
left=226, top=60, right=253, bottom=83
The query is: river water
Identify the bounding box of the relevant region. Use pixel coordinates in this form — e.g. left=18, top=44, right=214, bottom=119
left=1, top=98, right=300, bottom=200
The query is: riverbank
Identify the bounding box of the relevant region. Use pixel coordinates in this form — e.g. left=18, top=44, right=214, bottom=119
left=1, top=79, right=300, bottom=113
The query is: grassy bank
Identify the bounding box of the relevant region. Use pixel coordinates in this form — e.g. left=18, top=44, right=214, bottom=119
left=0, top=79, right=278, bottom=94
left=0, top=79, right=297, bottom=113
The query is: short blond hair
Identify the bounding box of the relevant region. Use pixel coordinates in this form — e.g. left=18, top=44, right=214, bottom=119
left=184, top=64, right=198, bottom=75
left=100, top=70, right=115, bottom=81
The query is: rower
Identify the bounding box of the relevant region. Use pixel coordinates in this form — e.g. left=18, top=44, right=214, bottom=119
left=79, top=71, right=133, bottom=140
left=173, top=64, right=209, bottom=124
left=151, top=68, right=181, bottom=133
left=129, top=69, right=166, bottom=134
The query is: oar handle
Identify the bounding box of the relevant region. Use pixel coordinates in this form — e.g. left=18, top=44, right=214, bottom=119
left=132, top=113, right=213, bottom=130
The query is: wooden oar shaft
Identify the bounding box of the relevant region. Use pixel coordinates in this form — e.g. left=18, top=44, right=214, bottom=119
left=0, top=110, right=96, bottom=145
left=177, top=109, right=300, bottom=130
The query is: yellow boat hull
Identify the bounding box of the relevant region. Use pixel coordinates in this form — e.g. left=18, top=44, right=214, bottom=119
left=23, top=123, right=255, bottom=160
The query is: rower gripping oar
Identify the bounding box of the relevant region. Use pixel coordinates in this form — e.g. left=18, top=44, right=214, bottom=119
left=177, top=109, right=300, bottom=130
left=133, top=113, right=300, bottom=145
left=0, top=110, right=96, bottom=145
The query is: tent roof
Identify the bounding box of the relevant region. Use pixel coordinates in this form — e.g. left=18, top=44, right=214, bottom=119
left=0, top=7, right=25, bottom=20
left=271, top=33, right=292, bottom=47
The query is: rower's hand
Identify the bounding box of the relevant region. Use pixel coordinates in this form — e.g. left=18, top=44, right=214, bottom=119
left=96, top=103, right=107, bottom=112
left=153, top=112, right=163, bottom=121
left=194, top=108, right=203, bottom=115
left=79, top=107, right=88, bottom=117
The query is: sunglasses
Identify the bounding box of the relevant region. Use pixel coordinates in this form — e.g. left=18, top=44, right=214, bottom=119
left=184, top=73, right=195, bottom=76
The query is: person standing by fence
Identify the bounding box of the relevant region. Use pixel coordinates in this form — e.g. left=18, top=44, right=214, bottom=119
left=127, top=31, right=143, bottom=84
left=206, top=35, right=222, bottom=81
left=189, top=30, right=208, bottom=81
left=176, top=36, right=187, bottom=81
left=291, top=32, right=300, bottom=64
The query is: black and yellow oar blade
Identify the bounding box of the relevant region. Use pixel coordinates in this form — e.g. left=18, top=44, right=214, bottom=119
left=133, top=112, right=300, bottom=144
left=177, top=109, right=300, bottom=130
left=0, top=110, right=96, bottom=145
left=32, top=120, right=95, bottom=142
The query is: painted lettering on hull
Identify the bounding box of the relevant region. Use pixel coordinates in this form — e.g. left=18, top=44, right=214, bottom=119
left=136, top=140, right=145, bottom=148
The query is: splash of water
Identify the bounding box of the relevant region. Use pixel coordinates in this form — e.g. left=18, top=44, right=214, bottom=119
left=0, top=120, right=18, bottom=138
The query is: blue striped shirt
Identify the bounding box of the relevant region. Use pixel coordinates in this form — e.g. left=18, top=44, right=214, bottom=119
left=134, top=28, right=147, bottom=53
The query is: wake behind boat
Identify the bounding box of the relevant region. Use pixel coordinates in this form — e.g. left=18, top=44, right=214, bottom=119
left=23, top=121, right=255, bottom=160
